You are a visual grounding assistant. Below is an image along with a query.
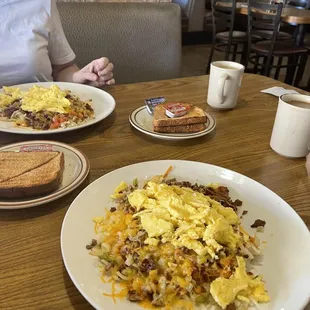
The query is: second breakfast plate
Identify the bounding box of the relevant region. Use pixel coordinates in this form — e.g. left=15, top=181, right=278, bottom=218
left=0, top=82, right=116, bottom=134
left=61, top=160, right=310, bottom=310
left=129, top=106, right=216, bottom=140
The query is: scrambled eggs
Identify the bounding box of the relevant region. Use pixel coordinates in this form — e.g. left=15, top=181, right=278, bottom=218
left=21, top=85, right=71, bottom=113
left=130, top=181, right=240, bottom=259
left=0, top=86, right=23, bottom=107
left=210, top=256, right=270, bottom=308
left=1, top=85, right=71, bottom=113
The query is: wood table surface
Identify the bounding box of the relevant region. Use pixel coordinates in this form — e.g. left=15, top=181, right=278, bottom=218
left=0, top=74, right=309, bottom=310
left=217, top=2, right=310, bottom=24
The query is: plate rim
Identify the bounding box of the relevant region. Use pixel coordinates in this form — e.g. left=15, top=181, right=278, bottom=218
left=129, top=106, right=216, bottom=140
left=61, top=159, right=310, bottom=310
left=0, top=82, right=116, bottom=135
left=0, top=140, right=90, bottom=209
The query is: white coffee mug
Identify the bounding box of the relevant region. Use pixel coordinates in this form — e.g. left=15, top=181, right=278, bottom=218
left=207, top=61, right=245, bottom=109
left=270, top=94, right=310, bottom=158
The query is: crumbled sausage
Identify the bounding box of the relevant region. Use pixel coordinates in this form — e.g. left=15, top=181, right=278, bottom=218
left=140, top=257, right=156, bottom=273
left=251, top=219, right=266, bottom=228
left=181, top=246, right=190, bottom=254
left=85, top=239, right=97, bottom=250
left=110, top=207, right=116, bottom=212
left=127, top=290, right=145, bottom=301
left=235, top=199, right=243, bottom=206
left=227, top=303, right=237, bottom=310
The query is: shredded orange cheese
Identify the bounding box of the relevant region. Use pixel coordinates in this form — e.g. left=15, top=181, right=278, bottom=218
left=163, top=165, right=173, bottom=178
left=102, top=280, right=127, bottom=304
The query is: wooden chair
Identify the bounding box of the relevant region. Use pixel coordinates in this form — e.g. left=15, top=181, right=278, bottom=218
left=245, top=0, right=308, bottom=85
left=206, top=0, right=248, bottom=72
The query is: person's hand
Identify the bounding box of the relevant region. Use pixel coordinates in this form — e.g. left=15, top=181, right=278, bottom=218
left=72, top=57, right=115, bottom=87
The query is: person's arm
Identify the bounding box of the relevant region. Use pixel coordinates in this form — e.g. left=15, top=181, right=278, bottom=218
left=52, top=57, right=115, bottom=87
left=52, top=61, right=78, bottom=82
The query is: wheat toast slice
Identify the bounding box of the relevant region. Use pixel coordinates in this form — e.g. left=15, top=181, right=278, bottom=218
left=153, top=123, right=206, bottom=133
left=0, top=151, right=59, bottom=183
left=153, top=104, right=207, bottom=127
left=0, top=152, right=64, bottom=198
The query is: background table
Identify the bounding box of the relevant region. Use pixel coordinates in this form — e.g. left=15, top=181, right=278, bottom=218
left=217, top=2, right=310, bottom=24
left=217, top=2, right=310, bottom=46
left=0, top=74, right=309, bottom=309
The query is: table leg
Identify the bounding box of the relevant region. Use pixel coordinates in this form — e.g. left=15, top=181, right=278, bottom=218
left=284, top=55, right=297, bottom=85
left=295, top=24, right=308, bottom=46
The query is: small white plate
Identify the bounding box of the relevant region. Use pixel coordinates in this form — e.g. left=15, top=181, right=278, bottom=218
left=61, top=160, right=310, bottom=310
left=0, top=82, right=116, bottom=134
left=129, top=106, right=216, bottom=140
left=0, top=140, right=90, bottom=209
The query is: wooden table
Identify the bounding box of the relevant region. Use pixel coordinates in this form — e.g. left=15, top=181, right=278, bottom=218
left=217, top=2, right=310, bottom=24
left=1, top=74, right=309, bottom=309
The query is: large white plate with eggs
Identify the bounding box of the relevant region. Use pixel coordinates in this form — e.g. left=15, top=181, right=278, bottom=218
left=61, top=160, right=310, bottom=310
left=0, top=82, right=115, bottom=134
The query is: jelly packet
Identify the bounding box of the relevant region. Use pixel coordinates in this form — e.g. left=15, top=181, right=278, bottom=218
left=145, top=96, right=166, bottom=114
left=163, top=103, right=191, bottom=118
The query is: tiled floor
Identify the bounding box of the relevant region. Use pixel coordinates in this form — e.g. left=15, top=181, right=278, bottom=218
left=181, top=40, right=310, bottom=88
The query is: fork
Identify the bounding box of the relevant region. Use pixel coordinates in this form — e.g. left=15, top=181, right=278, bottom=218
left=34, top=74, right=49, bottom=82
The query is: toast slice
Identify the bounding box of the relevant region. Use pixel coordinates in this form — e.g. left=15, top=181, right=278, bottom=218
left=0, top=151, right=59, bottom=183
left=154, top=123, right=206, bottom=133
left=153, top=104, right=207, bottom=127
left=0, top=152, right=64, bottom=198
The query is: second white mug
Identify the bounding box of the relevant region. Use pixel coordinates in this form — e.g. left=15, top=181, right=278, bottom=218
left=270, top=94, right=310, bottom=158
left=207, top=61, right=245, bottom=110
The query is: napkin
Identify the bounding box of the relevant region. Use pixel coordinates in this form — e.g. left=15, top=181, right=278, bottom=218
left=261, top=87, right=299, bottom=97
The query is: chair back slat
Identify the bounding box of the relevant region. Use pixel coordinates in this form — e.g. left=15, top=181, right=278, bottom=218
left=252, top=20, right=278, bottom=30
left=246, top=0, right=283, bottom=71
left=210, top=0, right=237, bottom=42
left=248, top=0, right=283, bottom=39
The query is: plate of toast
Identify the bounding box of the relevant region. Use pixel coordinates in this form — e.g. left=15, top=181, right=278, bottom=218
left=0, top=140, right=90, bottom=209
left=129, top=103, right=216, bottom=140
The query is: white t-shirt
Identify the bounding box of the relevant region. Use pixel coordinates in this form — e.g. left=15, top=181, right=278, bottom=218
left=0, top=0, right=76, bottom=87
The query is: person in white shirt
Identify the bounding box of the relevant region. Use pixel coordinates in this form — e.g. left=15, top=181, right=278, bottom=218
left=0, top=0, right=115, bottom=88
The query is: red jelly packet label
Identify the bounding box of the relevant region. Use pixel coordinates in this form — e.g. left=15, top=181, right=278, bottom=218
left=163, top=103, right=191, bottom=118
left=20, top=144, right=53, bottom=152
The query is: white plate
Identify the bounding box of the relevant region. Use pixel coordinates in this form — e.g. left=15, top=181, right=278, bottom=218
left=0, top=82, right=116, bottom=134
left=0, top=140, right=90, bottom=209
left=129, top=106, right=216, bottom=140
left=61, top=160, right=310, bottom=310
